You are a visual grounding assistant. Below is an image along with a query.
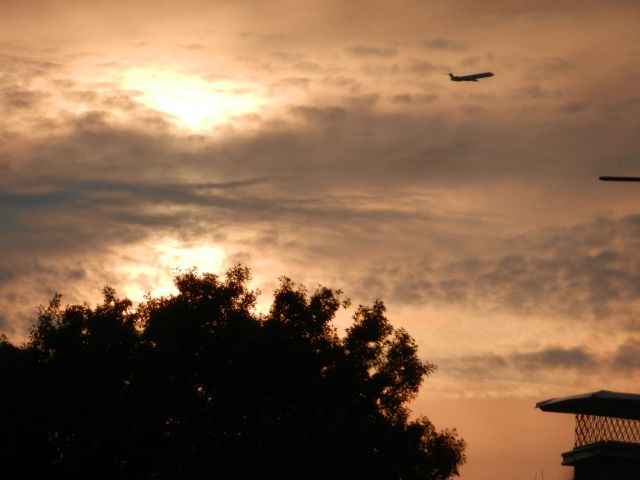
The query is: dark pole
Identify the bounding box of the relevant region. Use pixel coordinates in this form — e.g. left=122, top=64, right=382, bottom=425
left=599, top=176, right=640, bottom=182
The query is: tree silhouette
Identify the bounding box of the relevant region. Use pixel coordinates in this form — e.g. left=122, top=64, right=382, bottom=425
left=0, top=266, right=465, bottom=479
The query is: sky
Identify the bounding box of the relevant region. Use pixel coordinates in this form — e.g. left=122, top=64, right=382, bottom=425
left=2, top=0, right=640, bottom=478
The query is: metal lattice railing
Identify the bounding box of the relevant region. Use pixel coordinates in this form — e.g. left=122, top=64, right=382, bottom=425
left=575, top=414, right=640, bottom=447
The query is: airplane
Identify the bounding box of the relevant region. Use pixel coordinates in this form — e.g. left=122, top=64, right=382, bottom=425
left=449, top=72, right=494, bottom=82
left=599, top=176, right=640, bottom=182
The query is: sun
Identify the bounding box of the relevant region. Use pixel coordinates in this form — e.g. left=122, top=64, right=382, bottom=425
left=122, top=67, right=265, bottom=129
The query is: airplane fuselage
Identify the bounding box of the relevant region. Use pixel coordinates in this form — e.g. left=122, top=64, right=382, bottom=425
left=449, top=72, right=494, bottom=82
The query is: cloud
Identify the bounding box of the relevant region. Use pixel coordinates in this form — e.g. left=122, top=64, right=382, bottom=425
left=558, top=100, right=589, bottom=113
left=529, top=57, right=573, bottom=76
left=348, top=216, right=640, bottom=325
left=347, top=45, right=398, bottom=58
left=408, top=61, right=439, bottom=74
left=612, top=338, right=640, bottom=370
left=0, top=54, right=62, bottom=83
left=0, top=269, right=15, bottom=287
left=0, top=4, right=638, bottom=478
left=0, top=86, right=48, bottom=111
left=239, top=32, right=288, bottom=43
left=423, top=37, right=469, bottom=51
left=0, top=13, right=639, bottom=360
left=289, top=105, right=346, bottom=122
left=511, top=83, right=560, bottom=100
left=0, top=259, right=97, bottom=339
left=511, top=346, right=598, bottom=371
left=270, top=77, right=311, bottom=93
left=180, top=43, right=206, bottom=50
left=434, top=334, right=640, bottom=394
left=388, top=93, right=437, bottom=105
left=437, top=343, right=624, bottom=391
left=431, top=344, right=605, bottom=397
left=322, top=75, right=360, bottom=90
left=342, top=93, right=380, bottom=108
left=63, top=90, right=140, bottom=111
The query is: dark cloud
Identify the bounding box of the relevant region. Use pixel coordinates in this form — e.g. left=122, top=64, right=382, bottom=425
left=0, top=99, right=485, bottom=335
left=0, top=54, right=62, bottom=82
left=408, top=61, right=439, bottom=74
left=0, top=19, right=638, bottom=354
left=440, top=354, right=509, bottom=381
left=0, top=269, right=15, bottom=286
left=322, top=76, right=360, bottom=90
left=0, top=259, right=89, bottom=308
left=0, top=81, right=626, bottom=206
left=269, top=51, right=304, bottom=62
left=0, top=86, right=48, bottom=111
left=389, top=93, right=437, bottom=105
left=270, top=77, right=311, bottom=93
left=347, top=45, right=398, bottom=58
left=423, top=37, right=469, bottom=51
left=529, top=57, right=573, bottom=76
left=0, top=188, right=81, bottom=208
left=602, top=95, right=640, bottom=115
left=612, top=338, right=640, bottom=370
left=292, top=60, right=321, bottom=72
left=289, top=105, right=346, bottom=122
left=64, top=90, right=100, bottom=103
left=361, top=63, right=399, bottom=77
left=441, top=345, right=600, bottom=384
left=101, top=94, right=139, bottom=111
left=351, top=216, right=640, bottom=323
left=459, top=56, right=486, bottom=68
left=342, top=93, right=380, bottom=108
left=63, top=90, right=140, bottom=111
left=239, top=32, right=287, bottom=43
left=438, top=335, right=640, bottom=392
left=558, top=100, right=589, bottom=113
left=180, top=43, right=206, bottom=50
left=1, top=177, right=278, bottom=222
left=511, top=83, right=560, bottom=100
left=511, top=346, right=598, bottom=371
left=266, top=52, right=322, bottom=72
left=0, top=167, right=430, bottom=264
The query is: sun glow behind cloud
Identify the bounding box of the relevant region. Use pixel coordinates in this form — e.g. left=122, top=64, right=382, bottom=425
left=114, top=239, right=226, bottom=302
left=122, top=67, right=267, bottom=130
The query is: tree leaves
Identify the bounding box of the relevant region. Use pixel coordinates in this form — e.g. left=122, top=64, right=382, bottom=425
left=0, top=265, right=465, bottom=479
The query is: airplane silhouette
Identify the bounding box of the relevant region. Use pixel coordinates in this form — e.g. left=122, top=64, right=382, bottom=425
left=449, top=72, right=494, bottom=82
left=599, top=176, right=640, bottom=182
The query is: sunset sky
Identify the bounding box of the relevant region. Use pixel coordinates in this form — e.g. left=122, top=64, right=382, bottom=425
left=2, top=1, right=640, bottom=478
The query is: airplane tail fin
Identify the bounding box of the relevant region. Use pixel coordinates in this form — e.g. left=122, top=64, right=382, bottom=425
left=448, top=73, right=455, bottom=80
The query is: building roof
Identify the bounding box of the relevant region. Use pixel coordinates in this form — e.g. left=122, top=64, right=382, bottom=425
left=536, top=390, right=640, bottom=420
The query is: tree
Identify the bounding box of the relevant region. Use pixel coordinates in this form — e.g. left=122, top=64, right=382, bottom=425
left=0, top=266, right=465, bottom=479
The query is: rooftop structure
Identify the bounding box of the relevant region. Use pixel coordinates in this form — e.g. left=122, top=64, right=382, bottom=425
left=537, top=391, right=640, bottom=480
